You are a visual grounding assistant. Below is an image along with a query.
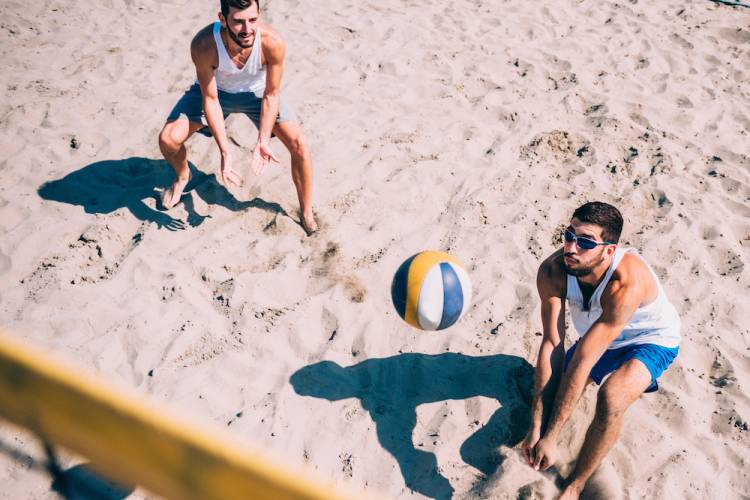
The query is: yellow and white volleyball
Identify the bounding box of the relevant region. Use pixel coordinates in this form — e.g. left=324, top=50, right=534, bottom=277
left=390, top=251, right=472, bottom=331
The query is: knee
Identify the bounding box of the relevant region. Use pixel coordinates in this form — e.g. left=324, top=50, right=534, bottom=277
left=596, top=383, right=628, bottom=420
left=287, top=133, right=309, bottom=160
left=158, top=126, right=181, bottom=154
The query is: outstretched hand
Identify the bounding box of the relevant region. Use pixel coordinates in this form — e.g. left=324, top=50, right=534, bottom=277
left=250, top=141, right=280, bottom=176
left=220, top=151, right=242, bottom=187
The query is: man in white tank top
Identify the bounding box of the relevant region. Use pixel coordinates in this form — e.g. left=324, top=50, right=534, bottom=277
left=521, top=202, right=680, bottom=498
left=158, top=0, right=318, bottom=234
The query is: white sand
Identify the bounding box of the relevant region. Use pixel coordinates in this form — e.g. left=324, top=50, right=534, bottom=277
left=1, top=0, right=749, bottom=498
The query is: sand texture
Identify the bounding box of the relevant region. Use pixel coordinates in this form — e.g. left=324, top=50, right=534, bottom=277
left=0, top=0, right=749, bottom=498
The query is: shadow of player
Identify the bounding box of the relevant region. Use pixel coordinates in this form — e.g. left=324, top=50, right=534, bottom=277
left=38, top=157, right=287, bottom=230
left=290, top=352, right=533, bottom=500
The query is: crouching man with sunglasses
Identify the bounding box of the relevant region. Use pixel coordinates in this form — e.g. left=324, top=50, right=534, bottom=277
left=522, top=201, right=681, bottom=499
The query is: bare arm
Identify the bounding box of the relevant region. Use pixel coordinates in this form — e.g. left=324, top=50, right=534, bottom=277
left=531, top=255, right=567, bottom=434
left=531, top=271, right=642, bottom=470
left=250, top=29, right=284, bottom=175
left=191, top=31, right=231, bottom=156
left=258, top=31, right=284, bottom=145
left=522, top=252, right=566, bottom=465
left=543, top=279, right=640, bottom=440
left=191, top=30, right=240, bottom=186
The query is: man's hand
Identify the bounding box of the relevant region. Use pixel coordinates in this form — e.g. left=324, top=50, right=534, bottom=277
left=532, top=435, right=558, bottom=471
left=521, top=427, right=541, bottom=467
left=558, top=484, right=583, bottom=500
left=220, top=151, right=242, bottom=187
left=251, top=141, right=280, bottom=176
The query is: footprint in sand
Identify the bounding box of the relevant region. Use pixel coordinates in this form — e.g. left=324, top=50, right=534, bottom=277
left=520, top=130, right=592, bottom=166
left=67, top=222, right=146, bottom=285
left=0, top=250, right=11, bottom=274
left=307, top=241, right=367, bottom=303
left=19, top=221, right=146, bottom=303
left=709, top=353, right=747, bottom=435
left=321, top=307, right=339, bottom=342
left=719, top=27, right=750, bottom=45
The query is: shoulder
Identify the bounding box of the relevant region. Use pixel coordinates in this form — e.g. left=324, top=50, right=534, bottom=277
left=609, top=252, right=649, bottom=289
left=191, top=24, right=217, bottom=62
left=260, top=24, right=285, bottom=60
left=191, top=24, right=216, bottom=51
left=602, top=251, right=649, bottom=312
left=537, top=249, right=567, bottom=298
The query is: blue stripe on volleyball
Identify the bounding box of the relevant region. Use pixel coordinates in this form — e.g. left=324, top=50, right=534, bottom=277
left=391, top=253, right=417, bottom=320
left=438, top=262, right=464, bottom=330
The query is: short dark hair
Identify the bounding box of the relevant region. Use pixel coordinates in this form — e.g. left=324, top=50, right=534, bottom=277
left=221, top=0, right=259, bottom=18
left=571, top=201, right=623, bottom=243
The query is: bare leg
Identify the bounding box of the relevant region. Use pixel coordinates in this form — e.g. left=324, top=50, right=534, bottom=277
left=559, top=359, right=651, bottom=499
left=272, top=121, right=317, bottom=235
left=158, top=119, right=204, bottom=209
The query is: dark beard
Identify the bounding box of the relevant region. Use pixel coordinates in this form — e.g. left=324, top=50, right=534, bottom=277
left=563, top=252, right=604, bottom=277
left=226, top=25, right=253, bottom=48
left=564, top=265, right=594, bottom=277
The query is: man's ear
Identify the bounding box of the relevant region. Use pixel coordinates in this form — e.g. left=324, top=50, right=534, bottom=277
left=606, top=244, right=617, bottom=257
left=218, top=12, right=226, bottom=28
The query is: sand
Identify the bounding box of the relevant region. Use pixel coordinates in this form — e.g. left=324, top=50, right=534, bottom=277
left=0, top=0, right=749, bottom=498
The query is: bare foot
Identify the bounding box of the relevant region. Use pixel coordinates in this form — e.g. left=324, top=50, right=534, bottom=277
left=161, top=172, right=192, bottom=210
left=301, top=212, right=318, bottom=236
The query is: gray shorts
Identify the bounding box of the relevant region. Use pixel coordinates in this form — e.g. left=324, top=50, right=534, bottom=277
left=166, top=83, right=297, bottom=137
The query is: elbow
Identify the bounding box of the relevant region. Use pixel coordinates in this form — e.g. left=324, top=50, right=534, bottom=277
left=538, top=339, right=559, bottom=358
left=537, top=339, right=565, bottom=371
left=541, top=336, right=563, bottom=353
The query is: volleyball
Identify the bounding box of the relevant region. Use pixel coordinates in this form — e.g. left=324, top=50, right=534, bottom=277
left=391, top=251, right=472, bottom=331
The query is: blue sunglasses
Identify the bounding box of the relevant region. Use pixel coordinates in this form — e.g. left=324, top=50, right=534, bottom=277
left=563, top=229, right=613, bottom=250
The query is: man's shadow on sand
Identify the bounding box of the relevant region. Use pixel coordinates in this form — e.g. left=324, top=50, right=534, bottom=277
left=38, top=157, right=287, bottom=230
left=290, top=352, right=533, bottom=500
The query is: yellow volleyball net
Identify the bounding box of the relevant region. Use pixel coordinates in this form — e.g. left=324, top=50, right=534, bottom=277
left=0, top=332, right=353, bottom=500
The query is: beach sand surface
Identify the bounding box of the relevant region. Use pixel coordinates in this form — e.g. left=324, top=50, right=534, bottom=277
left=0, top=0, right=749, bottom=498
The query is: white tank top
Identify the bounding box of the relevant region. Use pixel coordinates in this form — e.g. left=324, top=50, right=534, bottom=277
left=566, top=247, right=681, bottom=349
left=211, top=21, right=266, bottom=95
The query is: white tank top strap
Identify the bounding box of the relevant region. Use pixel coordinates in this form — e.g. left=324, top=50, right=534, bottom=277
left=601, top=248, right=632, bottom=299
left=567, top=247, right=626, bottom=312
left=212, top=22, right=230, bottom=71
left=208, top=22, right=266, bottom=95
left=566, top=246, right=681, bottom=349
left=593, top=247, right=626, bottom=302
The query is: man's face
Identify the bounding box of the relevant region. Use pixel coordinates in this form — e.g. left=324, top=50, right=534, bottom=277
left=220, top=4, right=260, bottom=49
left=562, top=218, right=614, bottom=277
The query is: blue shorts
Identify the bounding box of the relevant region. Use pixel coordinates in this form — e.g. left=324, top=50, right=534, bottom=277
left=166, top=83, right=297, bottom=137
left=564, top=341, right=679, bottom=393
